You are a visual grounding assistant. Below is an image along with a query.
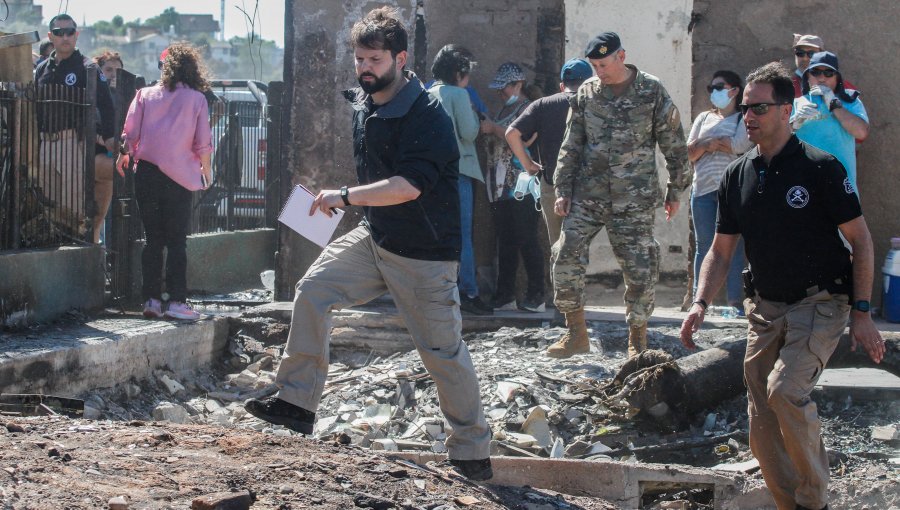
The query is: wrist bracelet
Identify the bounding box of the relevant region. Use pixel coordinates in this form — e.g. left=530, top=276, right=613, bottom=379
left=693, top=299, right=708, bottom=311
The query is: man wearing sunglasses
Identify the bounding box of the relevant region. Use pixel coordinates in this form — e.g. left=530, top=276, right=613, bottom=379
left=33, top=14, right=116, bottom=240
left=791, top=51, right=869, bottom=192
left=790, top=34, right=859, bottom=98
left=681, top=62, right=884, bottom=510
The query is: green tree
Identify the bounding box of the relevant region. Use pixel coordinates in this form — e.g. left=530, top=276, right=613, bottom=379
left=145, top=7, right=179, bottom=33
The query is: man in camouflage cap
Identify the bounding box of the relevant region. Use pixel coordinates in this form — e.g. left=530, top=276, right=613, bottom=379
left=547, top=32, right=690, bottom=358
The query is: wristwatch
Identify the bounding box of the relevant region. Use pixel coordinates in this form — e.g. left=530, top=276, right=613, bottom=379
left=118, top=145, right=128, bottom=156
left=692, top=299, right=708, bottom=311
left=853, top=300, right=870, bottom=312
left=829, top=98, right=843, bottom=111
left=340, top=186, right=351, bottom=206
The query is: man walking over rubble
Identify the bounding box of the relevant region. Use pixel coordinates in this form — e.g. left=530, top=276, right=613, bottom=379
left=245, top=7, right=493, bottom=481
left=681, top=62, right=885, bottom=510
left=548, top=32, right=690, bottom=358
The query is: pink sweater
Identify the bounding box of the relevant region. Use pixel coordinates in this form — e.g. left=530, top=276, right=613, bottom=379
left=122, top=83, right=213, bottom=191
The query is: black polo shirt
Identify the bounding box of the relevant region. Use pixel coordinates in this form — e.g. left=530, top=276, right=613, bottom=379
left=716, top=135, right=861, bottom=302
left=34, top=49, right=115, bottom=139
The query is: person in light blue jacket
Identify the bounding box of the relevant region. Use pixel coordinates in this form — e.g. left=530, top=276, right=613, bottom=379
left=428, top=45, right=493, bottom=315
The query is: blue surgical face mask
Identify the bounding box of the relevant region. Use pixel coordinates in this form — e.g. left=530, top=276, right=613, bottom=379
left=504, top=94, right=519, bottom=106
left=710, top=88, right=733, bottom=109
left=513, top=172, right=541, bottom=210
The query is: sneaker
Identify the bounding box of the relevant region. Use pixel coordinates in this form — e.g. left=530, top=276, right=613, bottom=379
left=142, top=299, right=163, bottom=319
left=518, top=294, right=545, bottom=313
left=244, top=396, right=315, bottom=434
left=490, top=295, right=518, bottom=311
left=449, top=458, right=493, bottom=481
left=460, top=295, right=493, bottom=315
left=164, top=301, right=201, bottom=320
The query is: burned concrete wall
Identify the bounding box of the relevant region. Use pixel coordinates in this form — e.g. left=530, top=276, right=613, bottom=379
left=278, top=0, right=564, bottom=299
left=566, top=0, right=695, bottom=278
left=691, top=0, right=900, bottom=300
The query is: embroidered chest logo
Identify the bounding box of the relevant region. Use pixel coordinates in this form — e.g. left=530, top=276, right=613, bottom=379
left=843, top=177, right=855, bottom=194
left=64, top=73, right=77, bottom=86
left=786, top=186, right=810, bottom=208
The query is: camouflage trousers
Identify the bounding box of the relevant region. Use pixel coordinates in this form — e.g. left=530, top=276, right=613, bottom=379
left=551, top=198, right=660, bottom=326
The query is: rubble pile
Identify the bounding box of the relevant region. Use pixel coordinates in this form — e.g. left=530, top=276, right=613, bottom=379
left=73, top=317, right=898, bottom=508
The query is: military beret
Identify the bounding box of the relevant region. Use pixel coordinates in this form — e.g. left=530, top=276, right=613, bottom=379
left=585, top=32, right=622, bottom=59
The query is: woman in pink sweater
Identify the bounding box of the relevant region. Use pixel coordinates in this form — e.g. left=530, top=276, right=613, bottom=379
left=116, top=44, right=213, bottom=320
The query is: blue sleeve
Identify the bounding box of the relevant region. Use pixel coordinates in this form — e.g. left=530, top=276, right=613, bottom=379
left=466, top=86, right=488, bottom=114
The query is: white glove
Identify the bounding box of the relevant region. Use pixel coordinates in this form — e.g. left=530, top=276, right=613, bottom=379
left=809, top=84, right=836, bottom=104
left=793, top=100, right=819, bottom=120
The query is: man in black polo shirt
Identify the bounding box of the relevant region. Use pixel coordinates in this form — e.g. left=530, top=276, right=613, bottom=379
left=680, top=62, right=885, bottom=510
left=33, top=14, right=115, bottom=240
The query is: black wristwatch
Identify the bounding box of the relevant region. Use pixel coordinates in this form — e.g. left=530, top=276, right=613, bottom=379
left=853, top=300, right=870, bottom=312
left=693, top=299, right=708, bottom=311
left=340, top=186, right=351, bottom=206
left=829, top=98, right=843, bottom=111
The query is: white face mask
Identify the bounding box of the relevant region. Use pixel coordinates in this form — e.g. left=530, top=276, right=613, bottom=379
left=710, top=88, right=733, bottom=109
left=504, top=94, right=519, bottom=106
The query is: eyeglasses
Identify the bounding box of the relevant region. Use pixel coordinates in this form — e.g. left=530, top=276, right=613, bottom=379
left=757, top=168, right=767, bottom=194
left=794, top=50, right=817, bottom=58
left=738, top=102, right=788, bottom=115
left=706, top=83, right=733, bottom=93
left=50, top=27, right=76, bottom=37
left=808, top=68, right=836, bottom=78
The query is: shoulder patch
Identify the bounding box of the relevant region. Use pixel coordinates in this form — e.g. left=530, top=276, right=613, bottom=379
left=843, top=177, right=855, bottom=194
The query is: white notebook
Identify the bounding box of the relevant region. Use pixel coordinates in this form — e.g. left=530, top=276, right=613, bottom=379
left=278, top=184, right=345, bottom=248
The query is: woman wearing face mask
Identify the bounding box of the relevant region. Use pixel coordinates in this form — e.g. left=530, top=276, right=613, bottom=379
left=687, top=70, right=753, bottom=311
left=481, top=62, right=544, bottom=313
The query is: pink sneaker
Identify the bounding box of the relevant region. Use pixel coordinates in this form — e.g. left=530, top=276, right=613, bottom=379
left=143, top=299, right=163, bottom=318
left=164, top=301, right=201, bottom=320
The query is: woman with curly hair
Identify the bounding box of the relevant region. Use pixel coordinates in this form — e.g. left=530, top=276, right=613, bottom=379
left=116, top=43, right=213, bottom=320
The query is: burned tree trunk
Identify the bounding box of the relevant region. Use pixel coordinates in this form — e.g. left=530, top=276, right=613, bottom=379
left=607, top=334, right=900, bottom=421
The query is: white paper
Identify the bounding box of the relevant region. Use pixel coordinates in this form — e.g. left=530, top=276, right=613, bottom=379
left=278, top=184, right=345, bottom=248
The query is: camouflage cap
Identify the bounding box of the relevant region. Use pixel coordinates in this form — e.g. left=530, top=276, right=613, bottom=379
left=488, top=62, right=525, bottom=89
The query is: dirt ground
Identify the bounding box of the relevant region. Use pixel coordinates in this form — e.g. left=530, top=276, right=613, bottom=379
left=0, top=418, right=618, bottom=509
left=1, top=284, right=897, bottom=508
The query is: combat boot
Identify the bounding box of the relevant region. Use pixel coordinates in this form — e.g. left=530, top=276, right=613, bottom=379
left=627, top=323, right=648, bottom=358
left=546, top=309, right=590, bottom=358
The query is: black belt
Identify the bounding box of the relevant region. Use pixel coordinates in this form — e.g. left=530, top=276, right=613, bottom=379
left=759, top=283, right=851, bottom=305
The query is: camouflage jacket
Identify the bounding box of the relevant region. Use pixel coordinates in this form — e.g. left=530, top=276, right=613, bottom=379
left=554, top=65, right=691, bottom=206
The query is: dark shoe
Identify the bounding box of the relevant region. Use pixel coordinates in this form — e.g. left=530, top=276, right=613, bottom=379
left=244, top=396, right=315, bottom=434
left=460, top=295, right=493, bottom=315
left=490, top=295, right=517, bottom=311
left=449, top=458, right=493, bottom=481
left=517, top=294, right=545, bottom=313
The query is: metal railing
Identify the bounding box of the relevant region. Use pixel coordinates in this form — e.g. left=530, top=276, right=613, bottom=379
left=0, top=80, right=96, bottom=250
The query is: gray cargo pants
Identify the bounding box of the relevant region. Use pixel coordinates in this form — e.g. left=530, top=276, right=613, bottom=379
left=274, top=225, right=491, bottom=460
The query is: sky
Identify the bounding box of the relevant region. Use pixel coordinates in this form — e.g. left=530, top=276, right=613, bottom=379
left=40, top=0, right=285, bottom=47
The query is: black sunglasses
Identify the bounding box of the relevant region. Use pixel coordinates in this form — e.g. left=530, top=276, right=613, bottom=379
left=706, top=83, right=733, bottom=93
left=738, top=102, right=789, bottom=115
left=50, top=27, right=76, bottom=37
left=794, top=50, right=816, bottom=58
left=808, top=68, right=836, bottom=78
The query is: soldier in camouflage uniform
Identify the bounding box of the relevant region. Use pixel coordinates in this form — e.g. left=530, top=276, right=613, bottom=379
left=547, top=32, right=691, bottom=359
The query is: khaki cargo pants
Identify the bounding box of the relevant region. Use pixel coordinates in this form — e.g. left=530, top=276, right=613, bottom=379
left=744, top=290, right=850, bottom=510
left=274, top=225, right=491, bottom=460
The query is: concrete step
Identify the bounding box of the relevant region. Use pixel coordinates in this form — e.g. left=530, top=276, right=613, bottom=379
left=815, top=367, right=900, bottom=401
left=0, top=314, right=229, bottom=396
left=389, top=452, right=774, bottom=510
